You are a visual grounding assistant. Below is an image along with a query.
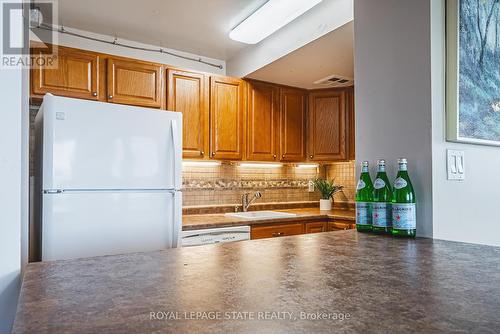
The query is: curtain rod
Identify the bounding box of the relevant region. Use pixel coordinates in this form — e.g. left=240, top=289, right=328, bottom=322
left=34, top=24, right=224, bottom=70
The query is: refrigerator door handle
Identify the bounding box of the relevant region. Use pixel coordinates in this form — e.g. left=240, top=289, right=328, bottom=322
left=172, top=191, right=182, bottom=248
left=171, top=119, right=181, bottom=190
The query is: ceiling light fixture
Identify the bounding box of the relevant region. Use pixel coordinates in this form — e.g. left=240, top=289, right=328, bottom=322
left=239, top=163, right=282, bottom=168
left=229, top=0, right=323, bottom=44
left=182, top=161, right=221, bottom=167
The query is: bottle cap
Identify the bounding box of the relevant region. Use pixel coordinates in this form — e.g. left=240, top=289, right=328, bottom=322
left=398, top=158, right=408, bottom=164
left=362, top=161, right=369, bottom=167
left=377, top=159, right=386, bottom=166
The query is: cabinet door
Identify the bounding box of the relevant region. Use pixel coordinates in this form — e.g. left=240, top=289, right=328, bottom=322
left=251, top=223, right=303, bottom=240
left=31, top=46, right=100, bottom=101
left=247, top=81, right=279, bottom=161
left=167, top=69, right=209, bottom=159
left=348, top=87, right=355, bottom=160
left=279, top=88, right=306, bottom=161
left=209, top=76, right=244, bottom=160
left=305, top=222, right=328, bottom=234
left=328, top=220, right=355, bottom=231
left=308, top=89, right=348, bottom=161
left=107, top=58, right=164, bottom=108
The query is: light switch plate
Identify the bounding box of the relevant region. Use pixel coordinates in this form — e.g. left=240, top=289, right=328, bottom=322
left=447, top=149, right=465, bottom=180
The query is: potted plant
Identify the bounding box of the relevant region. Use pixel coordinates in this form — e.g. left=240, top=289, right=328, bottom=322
left=313, top=179, right=344, bottom=211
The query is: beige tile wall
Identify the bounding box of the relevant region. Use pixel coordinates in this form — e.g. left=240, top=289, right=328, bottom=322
left=182, top=164, right=322, bottom=207
left=182, top=161, right=356, bottom=208
left=326, top=161, right=356, bottom=203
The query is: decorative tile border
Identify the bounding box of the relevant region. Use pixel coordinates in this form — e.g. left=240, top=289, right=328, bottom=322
left=182, top=179, right=311, bottom=190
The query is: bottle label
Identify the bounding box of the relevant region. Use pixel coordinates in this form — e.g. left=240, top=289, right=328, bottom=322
left=356, top=180, right=366, bottom=190
left=373, top=178, right=386, bottom=189
left=356, top=202, right=372, bottom=226
left=372, top=202, right=392, bottom=227
left=394, top=177, right=408, bottom=189
left=392, top=203, right=416, bottom=230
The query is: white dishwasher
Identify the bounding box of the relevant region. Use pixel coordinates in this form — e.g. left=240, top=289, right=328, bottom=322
left=181, top=226, right=251, bottom=247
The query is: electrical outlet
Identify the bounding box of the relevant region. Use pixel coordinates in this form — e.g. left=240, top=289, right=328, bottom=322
left=447, top=150, right=465, bottom=181
left=308, top=180, right=315, bottom=192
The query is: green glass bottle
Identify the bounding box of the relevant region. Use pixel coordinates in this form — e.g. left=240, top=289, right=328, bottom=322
left=391, top=158, right=416, bottom=237
left=356, top=161, right=373, bottom=233
left=372, top=159, right=393, bottom=234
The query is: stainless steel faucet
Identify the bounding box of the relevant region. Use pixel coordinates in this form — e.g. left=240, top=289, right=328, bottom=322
left=241, top=191, right=262, bottom=212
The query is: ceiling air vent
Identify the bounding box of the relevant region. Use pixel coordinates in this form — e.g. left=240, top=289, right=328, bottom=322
left=313, top=74, right=354, bottom=88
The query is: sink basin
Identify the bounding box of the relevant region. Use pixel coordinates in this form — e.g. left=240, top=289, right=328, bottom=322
left=225, top=211, right=297, bottom=220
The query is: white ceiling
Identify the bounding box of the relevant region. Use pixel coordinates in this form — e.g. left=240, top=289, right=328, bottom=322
left=52, top=0, right=269, bottom=60
left=246, top=21, right=354, bottom=89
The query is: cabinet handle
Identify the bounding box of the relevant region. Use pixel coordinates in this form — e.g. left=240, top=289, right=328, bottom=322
left=273, top=154, right=277, bottom=159
left=201, top=151, right=205, bottom=155
left=310, top=155, right=314, bottom=159
left=92, top=92, right=97, bottom=97
left=108, top=95, right=113, bottom=99
left=212, top=152, right=216, bottom=156
left=272, top=232, right=284, bottom=237
left=282, top=154, right=285, bottom=159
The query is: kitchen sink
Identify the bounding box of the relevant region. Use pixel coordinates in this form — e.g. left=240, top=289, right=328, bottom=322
left=225, top=211, right=297, bottom=220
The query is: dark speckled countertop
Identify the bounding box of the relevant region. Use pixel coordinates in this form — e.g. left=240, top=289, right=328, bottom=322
left=13, top=231, right=500, bottom=333
left=183, top=208, right=355, bottom=230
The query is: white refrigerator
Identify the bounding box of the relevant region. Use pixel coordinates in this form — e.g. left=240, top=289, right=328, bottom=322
left=35, top=94, right=182, bottom=261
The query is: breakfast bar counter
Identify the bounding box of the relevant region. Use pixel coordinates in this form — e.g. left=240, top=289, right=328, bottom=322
left=13, top=231, right=500, bottom=333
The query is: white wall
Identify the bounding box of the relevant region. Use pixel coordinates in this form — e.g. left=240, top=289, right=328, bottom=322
left=0, top=0, right=29, bottom=331
left=32, top=26, right=226, bottom=75
left=354, top=0, right=433, bottom=237
left=226, top=0, right=353, bottom=78
left=431, top=0, right=500, bottom=246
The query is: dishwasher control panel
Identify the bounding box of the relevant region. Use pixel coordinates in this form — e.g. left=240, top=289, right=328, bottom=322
left=182, top=226, right=251, bottom=247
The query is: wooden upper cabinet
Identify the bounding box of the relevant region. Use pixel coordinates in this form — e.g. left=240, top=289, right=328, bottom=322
left=167, top=69, right=209, bottom=159
left=31, top=46, right=100, bottom=101
left=209, top=76, right=244, bottom=160
left=246, top=81, right=279, bottom=161
left=30, top=44, right=356, bottom=163
left=107, top=58, right=164, bottom=108
left=279, top=88, right=306, bottom=162
left=308, top=89, right=348, bottom=161
left=348, top=87, right=355, bottom=160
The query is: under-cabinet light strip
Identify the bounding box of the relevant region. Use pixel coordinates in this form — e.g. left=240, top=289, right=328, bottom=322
left=182, top=161, right=222, bottom=167
left=239, top=163, right=283, bottom=168
left=296, top=164, right=319, bottom=169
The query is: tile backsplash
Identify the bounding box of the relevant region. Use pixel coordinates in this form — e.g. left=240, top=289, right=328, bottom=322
left=182, top=161, right=355, bottom=208
left=326, top=161, right=356, bottom=204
